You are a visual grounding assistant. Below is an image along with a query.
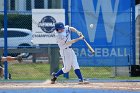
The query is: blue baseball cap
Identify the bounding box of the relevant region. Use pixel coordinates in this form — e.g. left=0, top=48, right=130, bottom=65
left=55, top=22, right=64, bottom=30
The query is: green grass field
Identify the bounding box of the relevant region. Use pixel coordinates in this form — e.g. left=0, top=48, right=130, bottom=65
left=7, top=63, right=140, bottom=80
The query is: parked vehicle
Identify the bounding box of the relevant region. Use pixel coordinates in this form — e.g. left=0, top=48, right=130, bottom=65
left=0, top=28, right=33, bottom=57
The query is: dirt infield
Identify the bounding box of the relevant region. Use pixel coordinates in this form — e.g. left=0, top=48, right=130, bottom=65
left=0, top=80, right=140, bottom=92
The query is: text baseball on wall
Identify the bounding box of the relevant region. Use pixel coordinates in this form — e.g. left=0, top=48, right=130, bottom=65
left=32, top=9, right=65, bottom=44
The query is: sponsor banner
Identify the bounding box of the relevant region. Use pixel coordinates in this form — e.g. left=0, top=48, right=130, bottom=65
left=71, top=0, right=134, bottom=66
left=32, top=9, right=65, bottom=44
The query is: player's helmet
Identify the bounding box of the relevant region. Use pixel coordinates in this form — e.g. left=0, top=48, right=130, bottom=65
left=55, top=22, right=64, bottom=30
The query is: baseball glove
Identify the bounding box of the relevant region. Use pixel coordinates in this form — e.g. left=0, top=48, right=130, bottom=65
left=16, top=55, right=23, bottom=63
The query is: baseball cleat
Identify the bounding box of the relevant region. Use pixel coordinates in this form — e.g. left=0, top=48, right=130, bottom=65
left=51, top=72, right=57, bottom=84
left=78, top=79, right=89, bottom=84
left=8, top=73, right=12, bottom=79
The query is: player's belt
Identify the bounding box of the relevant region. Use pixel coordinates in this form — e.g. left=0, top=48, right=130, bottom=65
left=65, top=46, right=72, bottom=49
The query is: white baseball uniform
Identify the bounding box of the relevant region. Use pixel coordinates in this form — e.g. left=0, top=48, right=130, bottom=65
left=56, top=26, right=80, bottom=73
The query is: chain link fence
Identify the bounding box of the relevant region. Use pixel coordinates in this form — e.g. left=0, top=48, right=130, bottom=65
left=0, top=0, right=139, bottom=81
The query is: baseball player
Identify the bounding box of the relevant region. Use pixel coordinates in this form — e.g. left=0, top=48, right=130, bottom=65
left=0, top=55, right=22, bottom=79
left=51, top=22, right=88, bottom=84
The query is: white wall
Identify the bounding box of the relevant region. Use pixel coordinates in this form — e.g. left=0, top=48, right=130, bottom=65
left=16, top=0, right=25, bottom=11
left=0, top=0, right=4, bottom=11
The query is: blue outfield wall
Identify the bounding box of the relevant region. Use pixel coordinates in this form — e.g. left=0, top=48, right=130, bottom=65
left=70, top=0, right=135, bottom=66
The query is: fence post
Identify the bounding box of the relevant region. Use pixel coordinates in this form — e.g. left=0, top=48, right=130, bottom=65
left=4, top=0, right=8, bottom=79
left=50, top=47, right=59, bottom=75
left=32, top=53, right=36, bottom=63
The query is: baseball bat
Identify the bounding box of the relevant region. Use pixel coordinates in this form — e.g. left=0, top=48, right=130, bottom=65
left=77, top=31, right=95, bottom=54
left=78, top=34, right=95, bottom=54
left=83, top=38, right=95, bottom=55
